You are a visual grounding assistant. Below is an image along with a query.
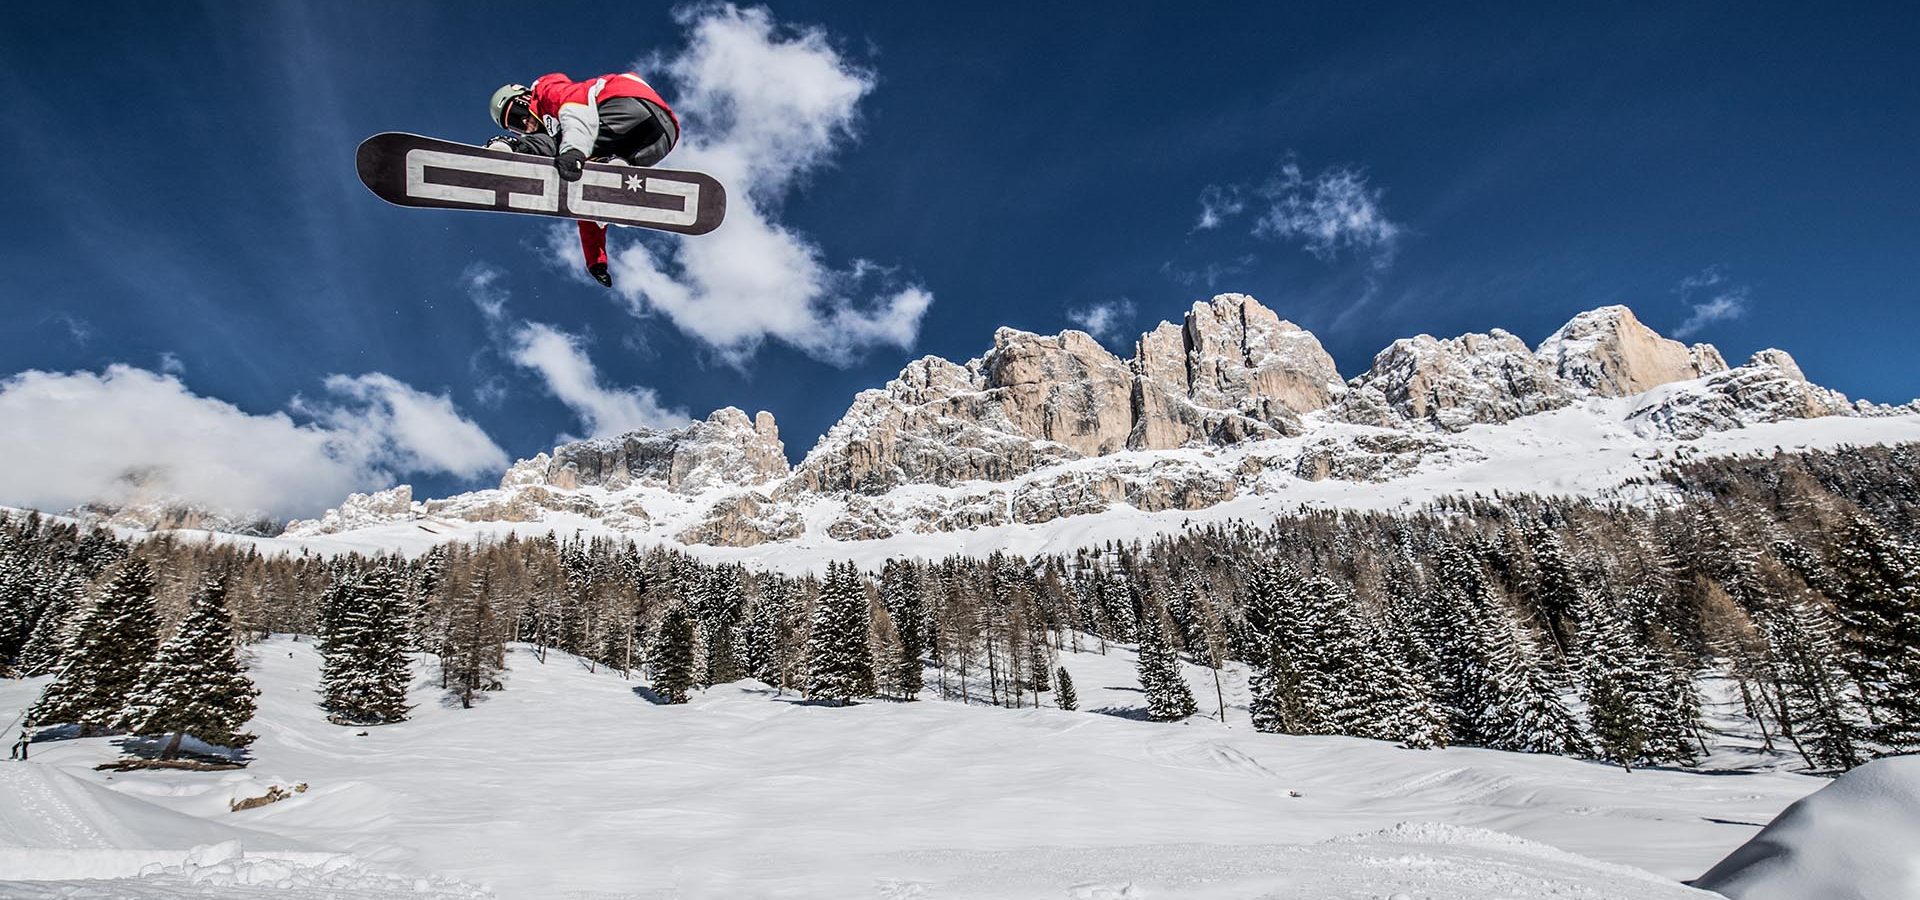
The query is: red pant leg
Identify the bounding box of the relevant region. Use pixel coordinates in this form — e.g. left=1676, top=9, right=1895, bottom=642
left=577, top=220, right=608, bottom=269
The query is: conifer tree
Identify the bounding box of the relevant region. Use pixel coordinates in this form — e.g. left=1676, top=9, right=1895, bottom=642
left=804, top=562, right=875, bottom=705
left=443, top=569, right=504, bottom=709
left=1135, top=604, right=1196, bottom=721
left=29, top=558, right=160, bottom=735
left=1245, top=560, right=1312, bottom=734
left=117, top=576, right=259, bottom=758
left=1433, top=544, right=1587, bottom=755
left=651, top=602, right=698, bottom=704
left=319, top=565, right=412, bottom=725
left=15, top=573, right=81, bottom=676
left=1576, top=597, right=1668, bottom=769
left=1827, top=516, right=1920, bottom=750
left=1055, top=665, right=1078, bottom=711
left=880, top=560, right=926, bottom=700
left=741, top=577, right=794, bottom=690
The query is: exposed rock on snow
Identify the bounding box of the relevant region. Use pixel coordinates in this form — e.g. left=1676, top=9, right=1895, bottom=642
left=1695, top=755, right=1920, bottom=900
left=1536, top=305, right=1728, bottom=397
left=1335, top=329, right=1572, bottom=432
left=1627, top=350, right=1853, bottom=440
left=676, top=491, right=803, bottom=547
left=544, top=407, right=788, bottom=494
left=283, top=486, right=416, bottom=537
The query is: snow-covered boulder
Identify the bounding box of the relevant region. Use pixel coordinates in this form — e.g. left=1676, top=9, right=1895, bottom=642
left=1694, top=755, right=1920, bottom=900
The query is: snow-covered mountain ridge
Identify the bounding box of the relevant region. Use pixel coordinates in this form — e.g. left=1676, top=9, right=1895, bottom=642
left=264, top=295, right=1916, bottom=560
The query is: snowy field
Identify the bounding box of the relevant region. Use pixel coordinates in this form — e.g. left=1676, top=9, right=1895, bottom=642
left=0, top=637, right=1830, bottom=899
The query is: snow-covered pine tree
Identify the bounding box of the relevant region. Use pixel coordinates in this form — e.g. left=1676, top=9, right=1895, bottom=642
left=803, top=562, right=875, bottom=705
left=1434, top=543, right=1587, bottom=755
left=1055, top=665, right=1078, bottom=711
left=740, top=576, right=794, bottom=690
left=1135, top=602, right=1196, bottom=722
left=1827, top=515, right=1920, bottom=751
left=651, top=602, right=698, bottom=704
left=1245, top=559, right=1312, bottom=734
left=318, top=565, right=413, bottom=726
left=28, top=557, right=160, bottom=735
left=880, top=560, right=926, bottom=700
left=1575, top=596, right=1665, bottom=770
left=1757, top=597, right=1863, bottom=769
left=697, top=566, right=747, bottom=686
left=15, top=572, right=82, bottom=676
left=116, top=575, right=259, bottom=758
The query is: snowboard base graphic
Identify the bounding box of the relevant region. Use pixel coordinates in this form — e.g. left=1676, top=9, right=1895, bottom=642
left=355, top=132, right=725, bottom=235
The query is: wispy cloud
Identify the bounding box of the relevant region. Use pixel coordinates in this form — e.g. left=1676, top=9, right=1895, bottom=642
left=1672, top=265, right=1751, bottom=338
left=591, top=4, right=932, bottom=367
left=1160, top=254, right=1257, bottom=289
left=1191, top=184, right=1245, bottom=232
left=0, top=366, right=505, bottom=520
left=1252, top=161, right=1401, bottom=265
left=460, top=263, right=686, bottom=439
left=157, top=352, right=186, bottom=376
left=508, top=323, right=688, bottom=438
left=1066, top=299, right=1138, bottom=345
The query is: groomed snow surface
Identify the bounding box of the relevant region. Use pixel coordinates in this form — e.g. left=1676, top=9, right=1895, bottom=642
left=0, top=636, right=1864, bottom=900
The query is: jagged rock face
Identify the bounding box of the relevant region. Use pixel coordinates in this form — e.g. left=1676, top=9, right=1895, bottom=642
left=540, top=407, right=788, bottom=495
left=283, top=486, right=415, bottom=537
left=794, top=294, right=1341, bottom=493
left=677, top=492, right=802, bottom=547
left=1180, top=293, right=1344, bottom=419
left=1536, top=306, right=1729, bottom=396
left=785, top=358, right=1074, bottom=496
left=982, top=328, right=1137, bottom=458
left=1628, top=349, right=1853, bottom=439
left=1335, top=330, right=1572, bottom=432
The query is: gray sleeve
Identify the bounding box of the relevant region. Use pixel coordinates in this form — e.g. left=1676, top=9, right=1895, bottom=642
left=556, top=77, right=606, bottom=158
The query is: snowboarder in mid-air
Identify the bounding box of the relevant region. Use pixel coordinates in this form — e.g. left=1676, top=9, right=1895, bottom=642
left=486, top=72, right=681, bottom=287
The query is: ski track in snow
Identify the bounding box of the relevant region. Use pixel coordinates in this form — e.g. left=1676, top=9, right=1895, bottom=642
left=0, top=635, right=1829, bottom=899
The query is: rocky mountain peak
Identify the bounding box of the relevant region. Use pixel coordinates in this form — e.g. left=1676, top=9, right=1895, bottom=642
left=530, top=407, right=789, bottom=495
left=1335, top=328, right=1573, bottom=432
left=1535, top=305, right=1728, bottom=397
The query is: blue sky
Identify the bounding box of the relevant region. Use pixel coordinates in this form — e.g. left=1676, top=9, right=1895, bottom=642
left=1, top=3, right=1916, bottom=518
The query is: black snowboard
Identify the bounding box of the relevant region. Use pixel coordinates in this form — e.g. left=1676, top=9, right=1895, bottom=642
left=355, top=132, right=725, bottom=236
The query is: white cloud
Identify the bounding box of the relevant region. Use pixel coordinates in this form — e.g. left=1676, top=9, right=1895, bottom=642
left=463, top=262, right=509, bottom=324
left=1673, top=266, right=1751, bottom=338
left=595, top=4, right=933, bottom=366
left=303, top=373, right=509, bottom=479
left=508, top=322, right=688, bottom=437
left=157, top=352, right=186, bottom=376
left=1066, top=299, right=1138, bottom=345
left=0, top=366, right=506, bottom=520
left=1253, top=161, right=1401, bottom=264
left=1191, top=184, right=1245, bottom=232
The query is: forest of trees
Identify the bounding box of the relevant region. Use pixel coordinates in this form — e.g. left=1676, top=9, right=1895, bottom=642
left=2, top=442, right=1916, bottom=772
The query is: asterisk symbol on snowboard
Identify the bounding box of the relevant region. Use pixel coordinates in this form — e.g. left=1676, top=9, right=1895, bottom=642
left=625, top=174, right=646, bottom=192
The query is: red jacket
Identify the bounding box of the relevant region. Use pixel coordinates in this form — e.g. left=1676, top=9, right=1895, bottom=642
left=528, top=72, right=678, bottom=158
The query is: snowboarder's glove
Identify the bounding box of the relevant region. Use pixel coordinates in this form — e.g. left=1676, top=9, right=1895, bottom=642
left=555, top=148, right=587, bottom=182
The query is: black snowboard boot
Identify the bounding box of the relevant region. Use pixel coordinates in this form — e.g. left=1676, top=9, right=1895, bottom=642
left=587, top=262, right=612, bottom=288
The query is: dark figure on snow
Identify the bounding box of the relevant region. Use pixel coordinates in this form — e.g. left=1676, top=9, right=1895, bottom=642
left=486, top=73, right=682, bottom=288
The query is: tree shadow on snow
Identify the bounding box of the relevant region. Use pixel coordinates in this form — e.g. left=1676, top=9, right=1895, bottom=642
left=631, top=684, right=675, bottom=705
left=1088, top=705, right=1155, bottom=722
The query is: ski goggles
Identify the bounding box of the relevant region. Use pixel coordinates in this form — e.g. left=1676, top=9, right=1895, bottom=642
left=504, top=96, right=535, bottom=132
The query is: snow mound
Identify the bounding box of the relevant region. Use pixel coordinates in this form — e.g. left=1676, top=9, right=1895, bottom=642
left=1695, top=755, right=1920, bottom=900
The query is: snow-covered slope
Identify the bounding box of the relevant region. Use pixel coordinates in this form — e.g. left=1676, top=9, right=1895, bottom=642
left=0, top=637, right=1830, bottom=899
left=1695, top=755, right=1920, bottom=900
